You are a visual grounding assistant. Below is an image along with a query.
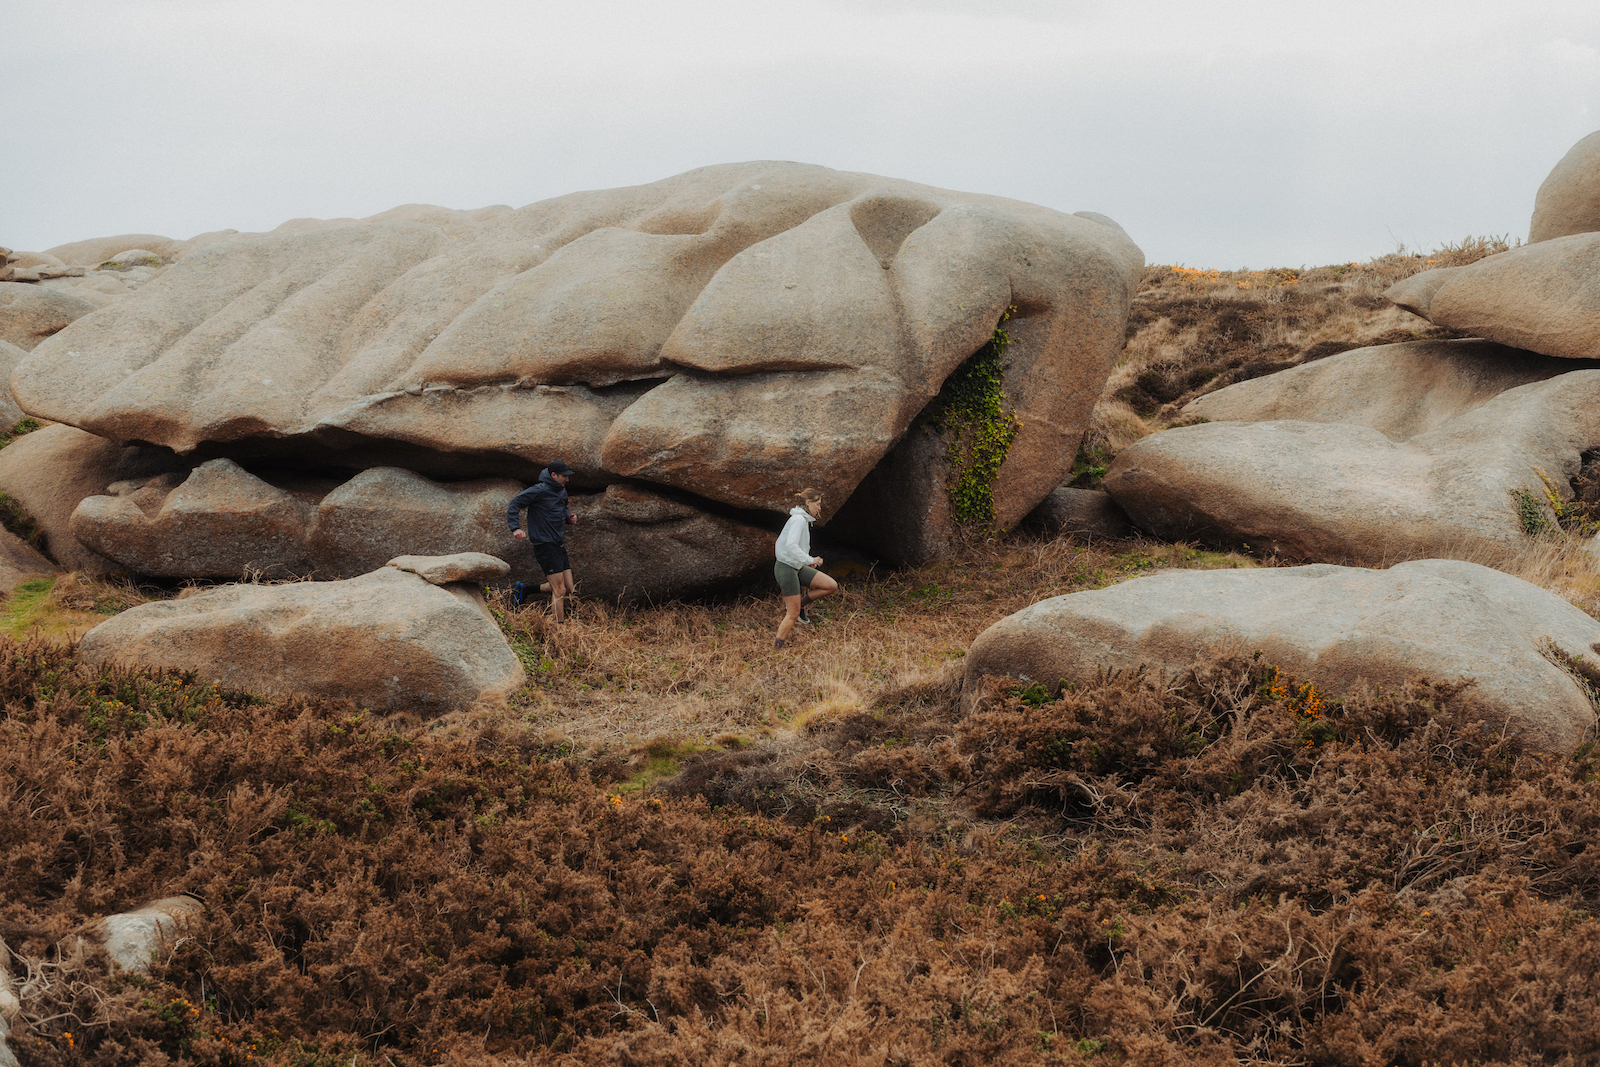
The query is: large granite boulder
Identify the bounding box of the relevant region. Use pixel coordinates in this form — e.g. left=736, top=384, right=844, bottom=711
left=0, top=284, right=100, bottom=351
left=78, top=555, right=524, bottom=714
left=1530, top=130, right=1600, bottom=244
left=963, top=560, right=1600, bottom=753
left=0, top=424, right=186, bottom=574
left=13, top=163, right=1142, bottom=565
left=1106, top=342, right=1600, bottom=564
left=1385, top=235, right=1600, bottom=360
left=1023, top=486, right=1135, bottom=540
left=70, top=463, right=775, bottom=601
left=1386, top=130, right=1600, bottom=361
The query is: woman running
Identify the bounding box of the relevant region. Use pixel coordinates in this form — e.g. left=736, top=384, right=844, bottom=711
left=773, top=487, right=839, bottom=649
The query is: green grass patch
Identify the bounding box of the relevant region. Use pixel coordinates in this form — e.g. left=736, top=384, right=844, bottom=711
left=2, top=576, right=58, bottom=639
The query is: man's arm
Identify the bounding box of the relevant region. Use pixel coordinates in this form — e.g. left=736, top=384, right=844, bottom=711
left=506, top=485, right=540, bottom=535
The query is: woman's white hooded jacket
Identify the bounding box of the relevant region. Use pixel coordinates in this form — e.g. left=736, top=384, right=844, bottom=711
left=775, top=506, right=816, bottom=569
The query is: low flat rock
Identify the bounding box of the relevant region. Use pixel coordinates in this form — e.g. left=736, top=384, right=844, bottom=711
left=79, top=566, right=524, bottom=714
left=1023, top=486, right=1135, bottom=540
left=963, top=560, right=1600, bottom=753
left=387, top=552, right=509, bottom=585
left=1108, top=348, right=1600, bottom=564
left=0, top=283, right=100, bottom=351
left=89, top=895, right=204, bottom=973
left=14, top=163, right=1141, bottom=540
left=1530, top=129, right=1600, bottom=244
left=1385, top=235, right=1600, bottom=361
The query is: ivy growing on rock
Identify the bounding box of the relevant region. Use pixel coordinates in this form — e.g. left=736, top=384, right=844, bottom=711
left=937, top=306, right=1021, bottom=528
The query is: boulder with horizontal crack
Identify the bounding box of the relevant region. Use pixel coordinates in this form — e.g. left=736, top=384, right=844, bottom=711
left=12, top=162, right=1141, bottom=575
left=78, top=555, right=524, bottom=714
left=1105, top=340, right=1600, bottom=564
left=963, top=560, right=1600, bottom=753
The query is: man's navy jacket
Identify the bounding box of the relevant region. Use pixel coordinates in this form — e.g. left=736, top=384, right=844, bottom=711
left=506, top=469, right=571, bottom=545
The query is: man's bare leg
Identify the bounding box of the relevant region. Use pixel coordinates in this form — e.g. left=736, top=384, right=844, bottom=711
left=549, top=569, right=574, bottom=622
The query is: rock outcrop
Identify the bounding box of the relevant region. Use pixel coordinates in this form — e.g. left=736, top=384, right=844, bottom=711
left=1106, top=342, right=1600, bottom=564
left=963, top=560, right=1600, bottom=753
left=13, top=163, right=1142, bottom=573
left=1385, top=235, right=1600, bottom=361
left=1530, top=130, right=1600, bottom=244
left=0, top=284, right=100, bottom=351
left=79, top=555, right=525, bottom=714
left=1386, top=129, right=1600, bottom=361
left=69, top=463, right=775, bottom=601
left=0, top=424, right=186, bottom=575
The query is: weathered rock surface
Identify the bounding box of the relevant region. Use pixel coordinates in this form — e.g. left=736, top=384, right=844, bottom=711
left=43, top=234, right=182, bottom=267
left=71, top=465, right=776, bottom=600
left=0, top=284, right=100, bottom=351
left=0, top=526, right=57, bottom=595
left=1385, top=235, right=1600, bottom=361
left=79, top=562, right=524, bottom=714
left=963, top=560, right=1600, bottom=753
left=1183, top=338, right=1598, bottom=435
left=387, top=551, right=508, bottom=584
left=1385, top=130, right=1600, bottom=361
left=14, top=163, right=1141, bottom=548
left=0, top=424, right=186, bottom=574
left=1106, top=354, right=1600, bottom=565
left=88, top=895, right=205, bottom=972
left=0, top=339, right=30, bottom=427
left=1530, top=129, right=1600, bottom=244
left=1023, top=486, right=1135, bottom=540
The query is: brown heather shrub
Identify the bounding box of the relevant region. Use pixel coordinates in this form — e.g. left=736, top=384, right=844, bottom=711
left=5, top=537, right=1600, bottom=1065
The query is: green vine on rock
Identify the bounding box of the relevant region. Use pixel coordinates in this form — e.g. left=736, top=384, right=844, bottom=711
left=938, top=307, right=1022, bottom=528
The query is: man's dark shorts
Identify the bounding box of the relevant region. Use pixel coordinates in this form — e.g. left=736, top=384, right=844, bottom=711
left=532, top=541, right=571, bottom=577
left=774, top=561, right=818, bottom=597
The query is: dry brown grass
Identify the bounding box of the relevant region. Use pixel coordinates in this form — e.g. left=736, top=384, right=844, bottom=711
left=487, top=538, right=1258, bottom=754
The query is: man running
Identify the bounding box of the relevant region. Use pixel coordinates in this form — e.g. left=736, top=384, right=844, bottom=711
left=507, top=460, right=579, bottom=622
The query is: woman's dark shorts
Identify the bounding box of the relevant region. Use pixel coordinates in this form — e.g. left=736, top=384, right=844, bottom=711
left=774, top=561, right=818, bottom=597
left=533, top=541, right=571, bottom=577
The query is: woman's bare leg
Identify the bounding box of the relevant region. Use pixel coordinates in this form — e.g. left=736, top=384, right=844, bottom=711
left=776, top=594, right=803, bottom=644
left=804, top=572, right=838, bottom=605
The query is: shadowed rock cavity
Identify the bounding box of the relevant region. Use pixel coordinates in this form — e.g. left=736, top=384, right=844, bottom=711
left=12, top=163, right=1142, bottom=587
left=70, top=462, right=775, bottom=603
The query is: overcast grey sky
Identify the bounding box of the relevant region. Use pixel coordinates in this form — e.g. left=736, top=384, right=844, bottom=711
left=5, top=0, right=1598, bottom=267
